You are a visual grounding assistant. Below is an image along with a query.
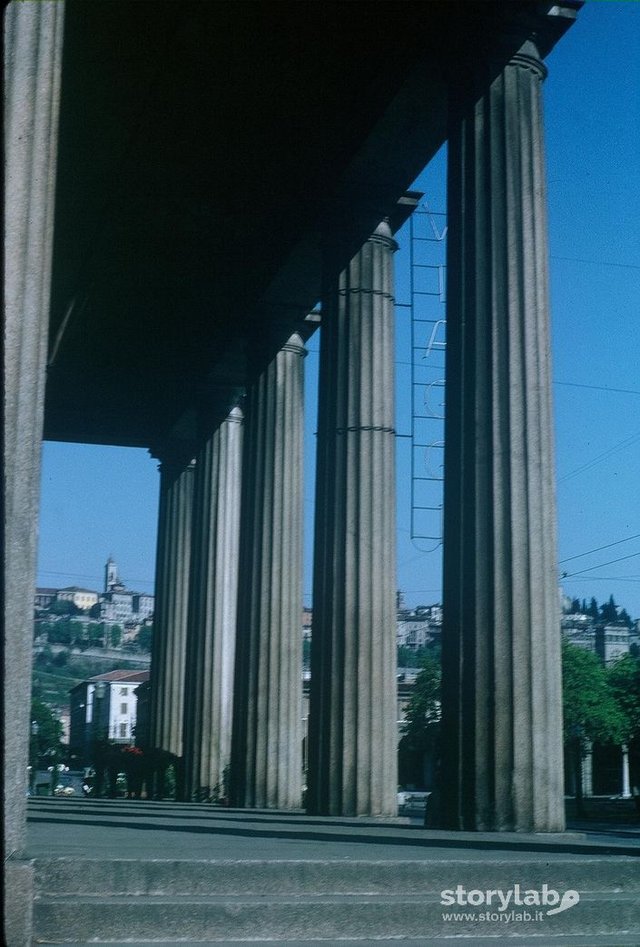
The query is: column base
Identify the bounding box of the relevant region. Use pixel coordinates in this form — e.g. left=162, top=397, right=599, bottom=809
left=4, top=858, right=34, bottom=947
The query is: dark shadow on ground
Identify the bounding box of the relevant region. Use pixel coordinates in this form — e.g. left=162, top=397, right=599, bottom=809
left=27, top=801, right=415, bottom=832
left=26, top=811, right=640, bottom=858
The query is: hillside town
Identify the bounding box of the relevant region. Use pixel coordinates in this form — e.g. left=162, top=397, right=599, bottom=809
left=34, top=557, right=154, bottom=652
left=30, top=568, right=640, bottom=808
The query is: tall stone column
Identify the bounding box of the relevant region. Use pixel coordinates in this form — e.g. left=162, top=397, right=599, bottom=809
left=148, top=455, right=194, bottom=764
left=4, top=3, right=65, bottom=943
left=307, top=222, right=398, bottom=817
left=439, top=37, right=564, bottom=832
left=230, top=335, right=305, bottom=810
left=182, top=408, right=243, bottom=801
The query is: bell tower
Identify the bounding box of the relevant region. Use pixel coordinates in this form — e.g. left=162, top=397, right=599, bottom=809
left=105, top=556, right=118, bottom=592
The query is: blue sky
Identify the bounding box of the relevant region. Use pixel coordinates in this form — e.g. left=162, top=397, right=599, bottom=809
left=37, top=2, right=640, bottom=617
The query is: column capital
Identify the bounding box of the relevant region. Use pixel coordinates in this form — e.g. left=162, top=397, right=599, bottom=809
left=281, top=332, right=307, bottom=358
left=447, top=5, right=577, bottom=100
left=368, top=219, right=398, bottom=254
left=500, top=38, right=547, bottom=81
left=226, top=404, right=244, bottom=424
left=149, top=440, right=196, bottom=471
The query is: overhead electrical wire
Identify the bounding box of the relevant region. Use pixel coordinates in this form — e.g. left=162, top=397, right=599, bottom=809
left=555, top=381, right=640, bottom=396
left=560, top=533, right=640, bottom=565
left=561, top=549, right=640, bottom=579
left=567, top=576, right=640, bottom=583
left=559, top=431, right=640, bottom=483
left=550, top=255, right=640, bottom=270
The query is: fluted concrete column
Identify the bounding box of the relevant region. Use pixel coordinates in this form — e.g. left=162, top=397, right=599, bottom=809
left=4, top=3, right=64, bottom=942
left=439, top=38, right=564, bottom=831
left=182, top=408, right=243, bottom=801
left=148, top=456, right=194, bottom=760
left=230, top=335, right=305, bottom=809
left=307, top=222, right=398, bottom=817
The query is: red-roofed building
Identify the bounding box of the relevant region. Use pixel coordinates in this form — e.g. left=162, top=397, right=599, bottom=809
left=69, top=670, right=150, bottom=763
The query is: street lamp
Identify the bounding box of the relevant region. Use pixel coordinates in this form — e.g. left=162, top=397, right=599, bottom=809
left=92, top=680, right=108, bottom=797
left=93, top=681, right=107, bottom=740
left=29, top=720, right=39, bottom=794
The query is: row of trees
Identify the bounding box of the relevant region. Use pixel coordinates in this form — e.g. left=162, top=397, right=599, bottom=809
left=36, top=619, right=123, bottom=649
left=563, top=641, right=640, bottom=810
left=30, top=697, right=64, bottom=760
left=39, top=599, right=116, bottom=621
left=34, top=619, right=153, bottom=652
left=565, top=593, right=634, bottom=628
left=399, top=644, right=640, bottom=798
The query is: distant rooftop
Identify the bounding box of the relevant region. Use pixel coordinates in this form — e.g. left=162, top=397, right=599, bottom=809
left=58, top=586, right=98, bottom=594
left=87, top=670, right=150, bottom=684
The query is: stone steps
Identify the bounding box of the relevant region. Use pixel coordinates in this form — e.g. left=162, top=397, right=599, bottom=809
left=32, top=856, right=640, bottom=943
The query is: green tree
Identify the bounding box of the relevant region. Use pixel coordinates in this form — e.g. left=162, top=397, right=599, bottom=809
left=587, top=597, right=600, bottom=620
left=136, top=625, right=153, bottom=652
left=48, top=620, right=73, bottom=645
left=618, top=608, right=633, bottom=628
left=398, top=645, right=438, bottom=669
left=607, top=654, right=640, bottom=745
left=398, top=656, right=441, bottom=787
left=86, top=622, right=103, bottom=645
left=397, top=646, right=419, bottom=668
left=302, top=638, right=311, bottom=667
left=108, top=624, right=123, bottom=649
left=52, top=649, right=70, bottom=667
left=49, top=599, right=80, bottom=616
left=30, top=698, right=64, bottom=760
left=562, top=640, right=626, bottom=815
left=34, top=644, right=54, bottom=667
left=600, top=594, right=618, bottom=624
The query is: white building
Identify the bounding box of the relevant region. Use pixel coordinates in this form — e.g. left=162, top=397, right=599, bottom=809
left=132, top=593, right=154, bottom=620
left=56, top=586, right=100, bottom=611
left=597, top=624, right=631, bottom=666
left=35, top=588, right=58, bottom=609
left=561, top=613, right=597, bottom=653
left=562, top=625, right=597, bottom=654
left=397, top=618, right=439, bottom=650
left=69, top=669, right=150, bottom=761
left=98, top=557, right=154, bottom=624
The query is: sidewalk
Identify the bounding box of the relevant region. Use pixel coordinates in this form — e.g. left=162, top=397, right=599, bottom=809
left=27, top=797, right=640, bottom=860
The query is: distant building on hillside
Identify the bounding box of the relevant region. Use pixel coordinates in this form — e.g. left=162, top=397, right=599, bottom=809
left=302, top=607, right=312, bottom=641
left=56, top=586, right=100, bottom=611
left=34, top=556, right=154, bottom=628
left=561, top=613, right=597, bottom=654
left=98, top=557, right=154, bottom=623
left=35, top=588, right=58, bottom=609
left=597, top=624, right=631, bottom=666
left=397, top=604, right=442, bottom=651
left=561, top=608, right=634, bottom=666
